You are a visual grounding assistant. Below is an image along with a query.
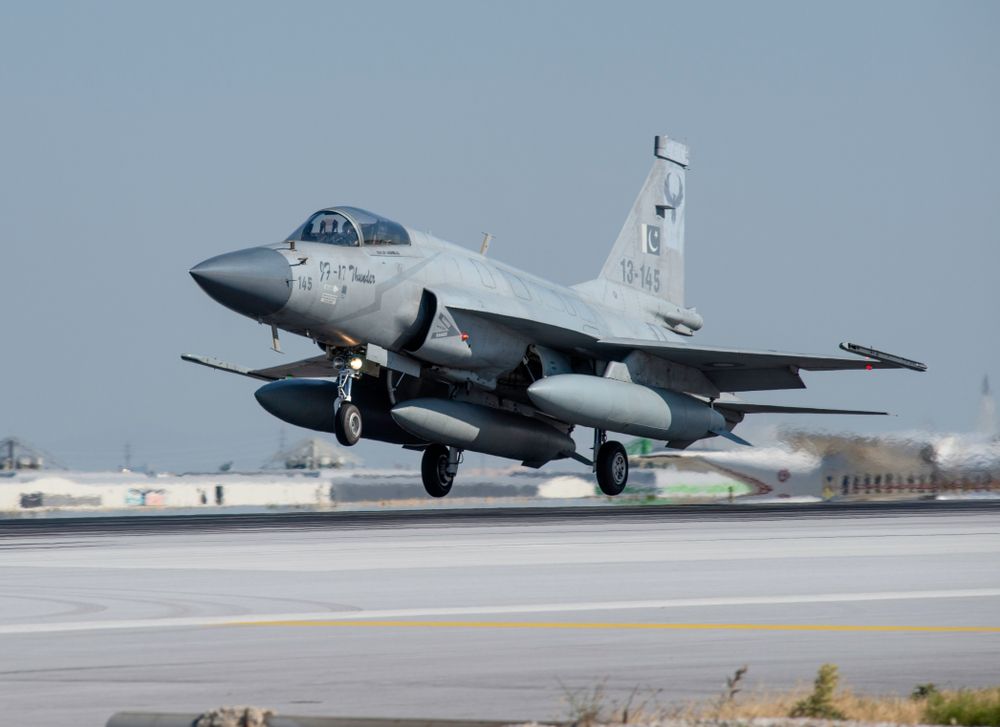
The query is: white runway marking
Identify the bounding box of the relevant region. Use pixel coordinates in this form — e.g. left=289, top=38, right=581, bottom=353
left=1, top=587, right=998, bottom=635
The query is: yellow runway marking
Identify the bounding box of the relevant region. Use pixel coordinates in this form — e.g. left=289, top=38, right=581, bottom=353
left=232, top=620, right=1000, bottom=633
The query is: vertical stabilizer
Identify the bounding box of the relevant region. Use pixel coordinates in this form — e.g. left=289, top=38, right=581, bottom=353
left=574, top=135, right=700, bottom=333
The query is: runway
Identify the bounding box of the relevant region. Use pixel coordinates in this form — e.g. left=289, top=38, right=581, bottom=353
left=4, top=498, right=1000, bottom=535
left=1, top=503, right=999, bottom=726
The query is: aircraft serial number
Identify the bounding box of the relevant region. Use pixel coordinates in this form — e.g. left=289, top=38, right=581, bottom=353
left=619, top=258, right=660, bottom=293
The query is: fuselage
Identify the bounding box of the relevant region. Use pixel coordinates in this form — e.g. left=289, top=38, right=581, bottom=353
left=188, top=205, right=732, bottom=463
left=263, top=223, right=684, bottom=356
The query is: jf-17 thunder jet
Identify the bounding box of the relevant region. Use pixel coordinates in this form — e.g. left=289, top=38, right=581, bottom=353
left=184, top=135, right=926, bottom=498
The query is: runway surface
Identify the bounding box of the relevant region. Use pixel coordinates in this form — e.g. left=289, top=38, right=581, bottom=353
left=1, top=502, right=999, bottom=726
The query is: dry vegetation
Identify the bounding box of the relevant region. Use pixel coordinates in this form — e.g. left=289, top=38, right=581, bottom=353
left=561, top=665, right=1000, bottom=726
left=688, top=688, right=927, bottom=723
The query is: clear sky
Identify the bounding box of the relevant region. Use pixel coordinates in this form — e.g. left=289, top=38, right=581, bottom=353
left=1, top=1, right=997, bottom=471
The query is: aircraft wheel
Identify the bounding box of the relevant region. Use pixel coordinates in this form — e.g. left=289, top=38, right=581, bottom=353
left=596, top=440, right=629, bottom=496
left=421, top=444, right=454, bottom=498
left=334, top=402, right=363, bottom=447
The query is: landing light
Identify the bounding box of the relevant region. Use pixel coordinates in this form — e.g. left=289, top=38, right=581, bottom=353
left=348, top=356, right=364, bottom=371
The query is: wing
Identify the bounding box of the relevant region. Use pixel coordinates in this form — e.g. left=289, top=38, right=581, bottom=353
left=594, top=338, right=925, bottom=392
left=181, top=353, right=335, bottom=381
left=433, top=277, right=927, bottom=392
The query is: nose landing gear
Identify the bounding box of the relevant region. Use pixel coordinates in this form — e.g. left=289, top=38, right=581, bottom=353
left=331, top=351, right=365, bottom=447
left=335, top=401, right=362, bottom=447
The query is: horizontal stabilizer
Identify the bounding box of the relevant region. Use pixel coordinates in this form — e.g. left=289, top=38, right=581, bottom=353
left=717, top=402, right=888, bottom=416
left=711, top=428, right=753, bottom=446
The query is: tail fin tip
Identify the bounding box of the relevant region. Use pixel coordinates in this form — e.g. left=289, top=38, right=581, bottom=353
left=655, top=135, right=689, bottom=166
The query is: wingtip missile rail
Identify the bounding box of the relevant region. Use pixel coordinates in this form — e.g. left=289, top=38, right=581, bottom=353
left=839, top=342, right=928, bottom=372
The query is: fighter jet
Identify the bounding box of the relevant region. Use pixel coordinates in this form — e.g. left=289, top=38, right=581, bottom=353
left=184, top=134, right=925, bottom=498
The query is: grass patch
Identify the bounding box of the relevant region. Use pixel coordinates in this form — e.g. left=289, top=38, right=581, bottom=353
left=789, top=663, right=846, bottom=719
left=703, top=688, right=927, bottom=723
left=924, top=686, right=1000, bottom=726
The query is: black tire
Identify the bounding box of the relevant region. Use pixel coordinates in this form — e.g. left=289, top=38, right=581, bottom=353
left=334, top=402, right=363, bottom=447
left=596, top=440, right=629, bottom=496
left=421, top=444, right=454, bottom=498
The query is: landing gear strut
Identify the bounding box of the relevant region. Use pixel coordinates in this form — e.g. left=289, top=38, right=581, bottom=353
left=593, top=429, right=628, bottom=496
left=332, top=352, right=364, bottom=447
left=421, top=444, right=461, bottom=498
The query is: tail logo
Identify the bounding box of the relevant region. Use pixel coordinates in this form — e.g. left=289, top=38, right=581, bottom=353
left=663, top=173, right=684, bottom=222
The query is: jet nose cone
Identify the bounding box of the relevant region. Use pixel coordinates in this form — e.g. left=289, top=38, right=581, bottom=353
left=190, top=247, right=291, bottom=318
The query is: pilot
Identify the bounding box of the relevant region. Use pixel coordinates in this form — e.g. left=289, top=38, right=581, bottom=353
left=324, top=218, right=340, bottom=242
left=341, top=222, right=358, bottom=246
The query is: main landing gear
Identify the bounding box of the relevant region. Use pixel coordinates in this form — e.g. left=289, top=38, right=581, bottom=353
left=593, top=428, right=629, bottom=496
left=417, top=433, right=627, bottom=499
left=421, top=444, right=462, bottom=498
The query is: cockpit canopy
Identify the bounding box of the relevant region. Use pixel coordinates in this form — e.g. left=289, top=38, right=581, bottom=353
left=288, top=207, right=411, bottom=247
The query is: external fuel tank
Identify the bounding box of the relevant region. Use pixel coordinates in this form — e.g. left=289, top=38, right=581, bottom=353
left=391, top=398, right=575, bottom=465
left=527, top=374, right=726, bottom=442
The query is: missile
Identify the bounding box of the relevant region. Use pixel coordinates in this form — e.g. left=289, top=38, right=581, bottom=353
left=254, top=378, right=421, bottom=445
left=391, top=398, right=576, bottom=465
left=527, top=374, right=727, bottom=443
